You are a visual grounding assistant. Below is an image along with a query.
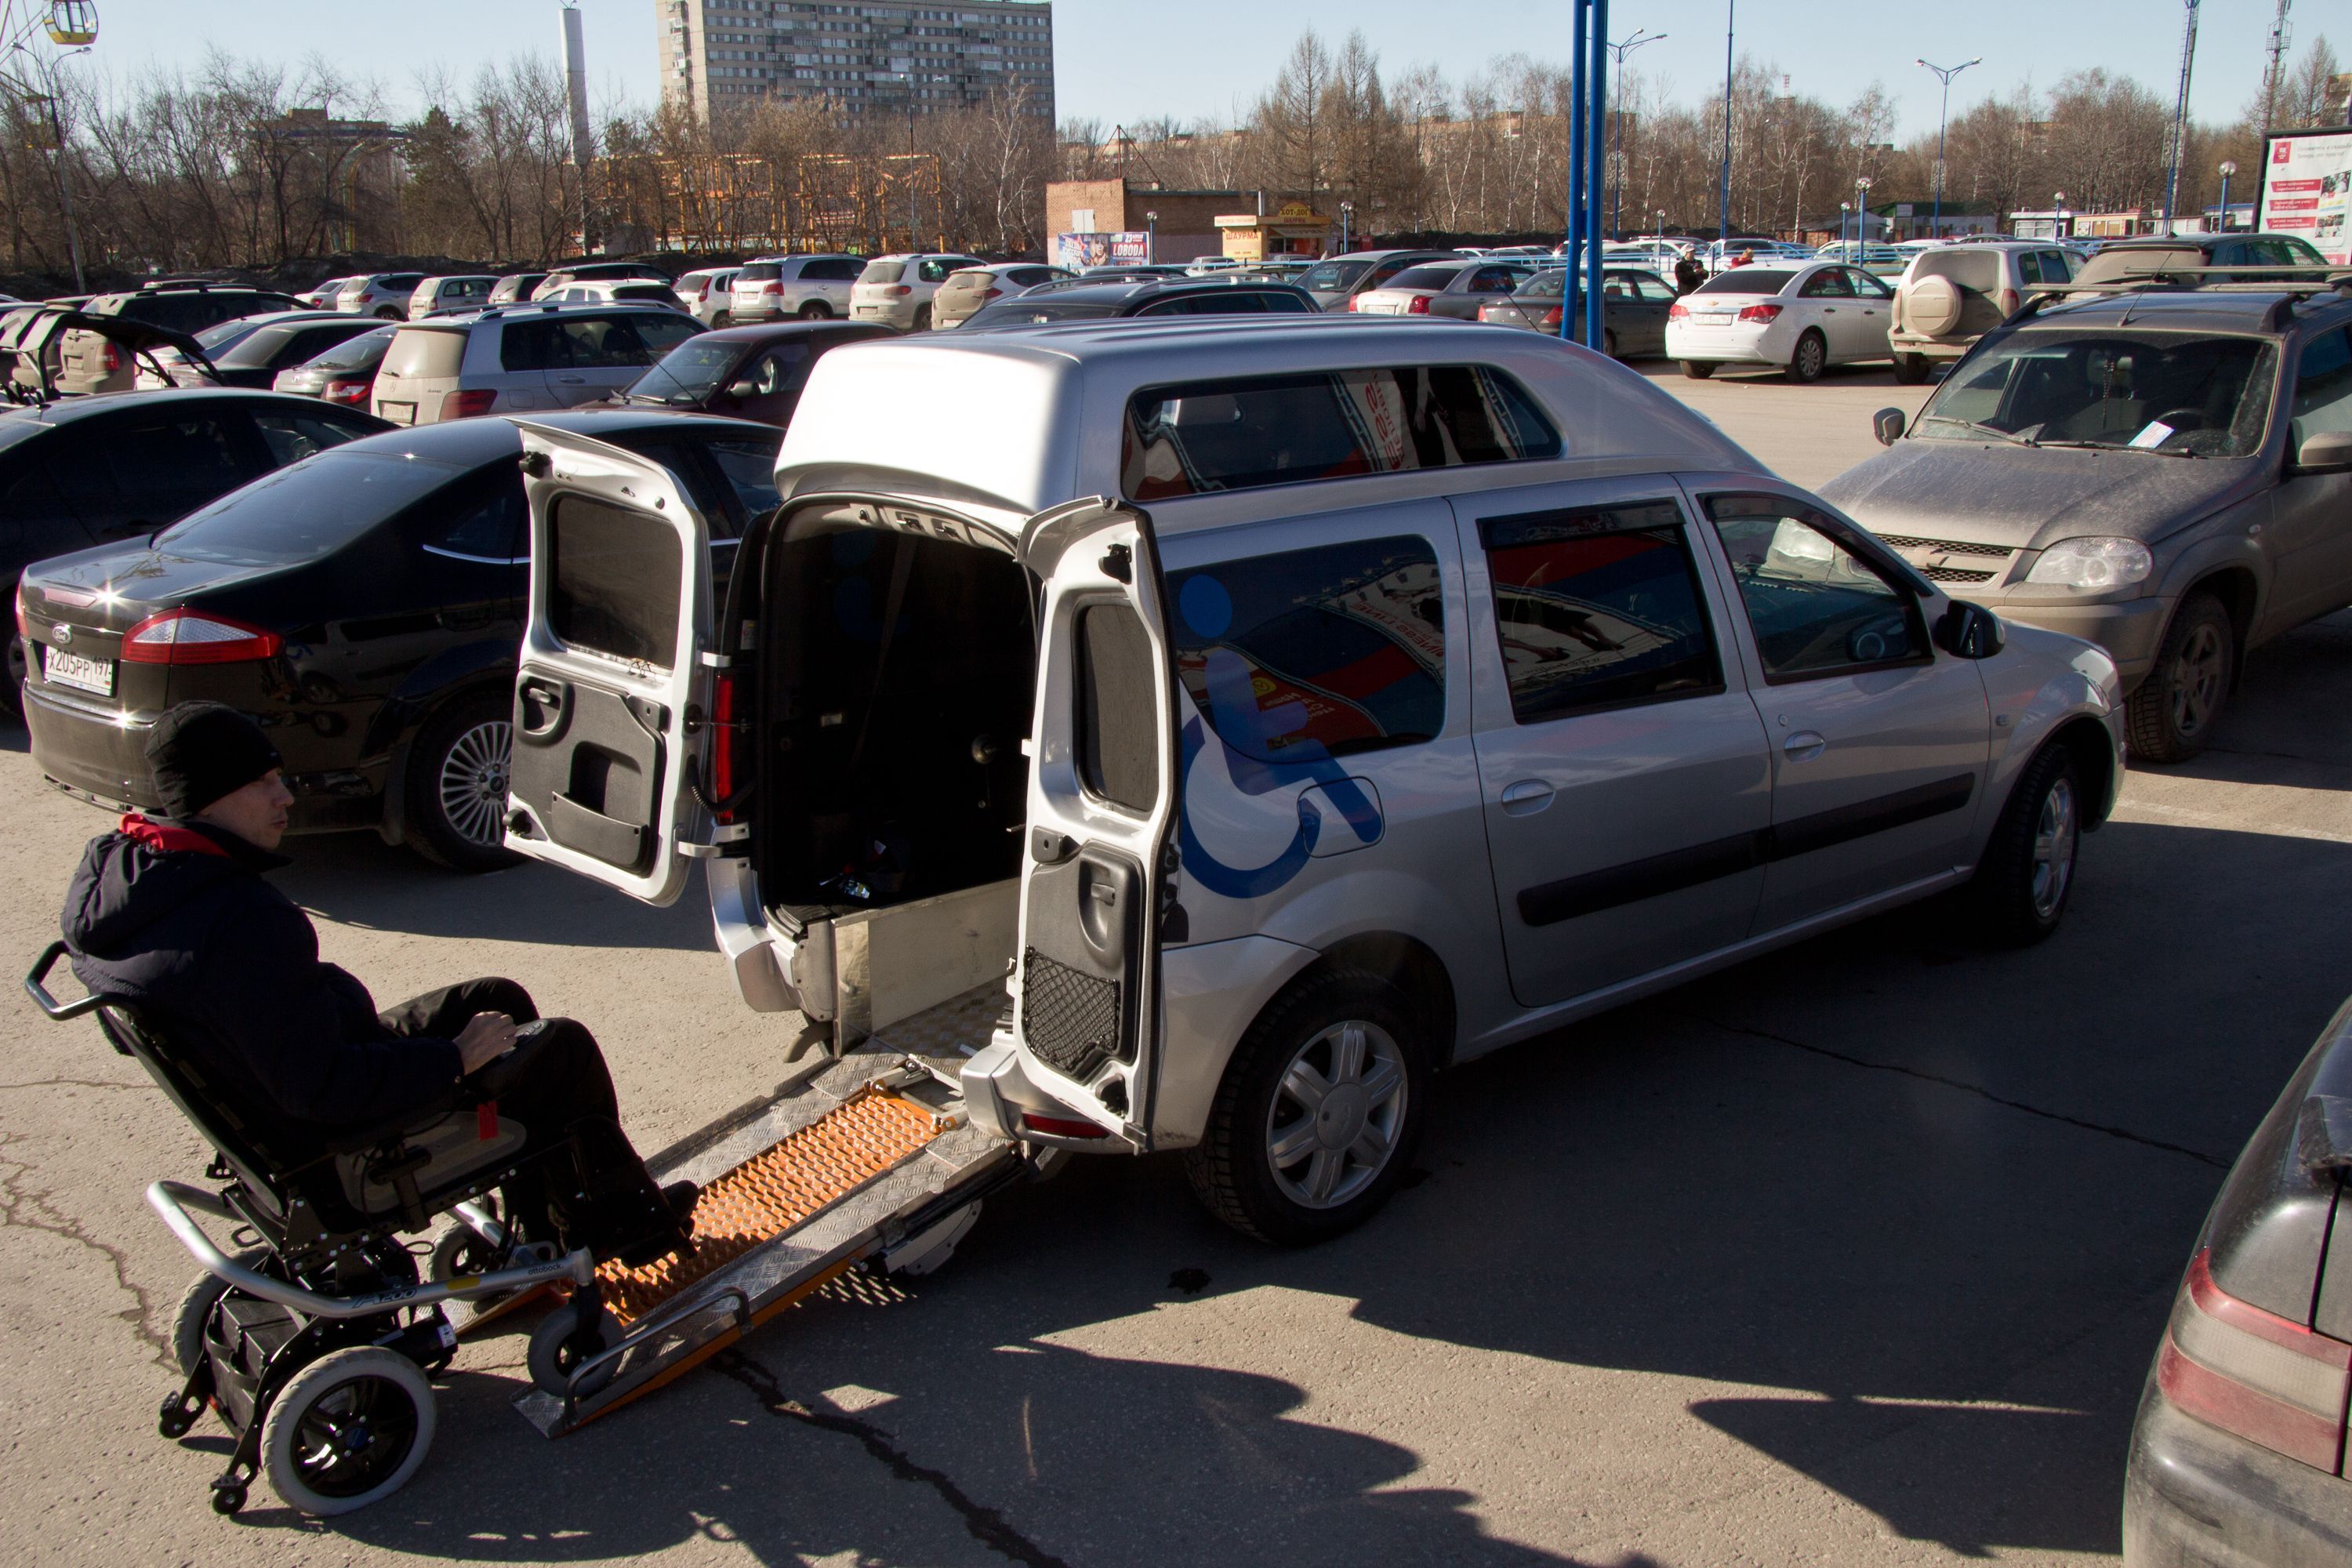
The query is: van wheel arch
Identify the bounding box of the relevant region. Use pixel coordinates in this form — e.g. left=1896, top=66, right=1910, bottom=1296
left=1287, top=933, right=1457, bottom=1071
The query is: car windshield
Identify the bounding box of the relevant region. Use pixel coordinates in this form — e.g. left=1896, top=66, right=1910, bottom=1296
left=1914, top=329, right=2279, bottom=457
left=626, top=338, right=746, bottom=403
left=1297, top=260, right=1372, bottom=292
left=1693, top=270, right=1795, bottom=295
left=155, top=451, right=466, bottom=564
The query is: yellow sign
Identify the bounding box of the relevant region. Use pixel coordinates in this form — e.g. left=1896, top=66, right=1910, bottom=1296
left=1277, top=201, right=1316, bottom=220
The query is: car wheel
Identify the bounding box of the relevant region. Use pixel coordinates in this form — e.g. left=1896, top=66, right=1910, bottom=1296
left=1786, top=329, right=1828, bottom=383
left=1603, top=328, right=1620, bottom=359
left=913, top=305, right=932, bottom=331
left=2126, top=593, right=2234, bottom=764
left=374, top=307, right=401, bottom=321
left=1965, top=742, right=2082, bottom=946
left=1893, top=353, right=1930, bottom=384
left=1184, top=968, right=1428, bottom=1247
left=261, top=1348, right=434, bottom=1516
left=711, top=310, right=731, bottom=328
left=1681, top=360, right=1715, bottom=379
left=2, top=630, right=24, bottom=721
left=405, top=689, right=521, bottom=873
left=797, top=299, right=831, bottom=320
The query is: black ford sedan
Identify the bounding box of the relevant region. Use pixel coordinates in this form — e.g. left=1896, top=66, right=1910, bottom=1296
left=607, top=318, right=895, bottom=427
left=17, top=410, right=781, bottom=870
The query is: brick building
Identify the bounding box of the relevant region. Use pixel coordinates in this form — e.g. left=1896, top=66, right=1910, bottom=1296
left=1046, top=180, right=1327, bottom=265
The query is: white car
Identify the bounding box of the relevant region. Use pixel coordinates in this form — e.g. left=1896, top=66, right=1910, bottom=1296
left=1667, top=260, right=1896, bottom=383
left=673, top=267, right=742, bottom=326
left=849, top=252, right=988, bottom=331
left=548, top=279, right=691, bottom=310
left=334, top=273, right=426, bottom=321
left=406, top=275, right=499, bottom=320
left=368, top=303, right=702, bottom=426
left=729, top=254, right=865, bottom=322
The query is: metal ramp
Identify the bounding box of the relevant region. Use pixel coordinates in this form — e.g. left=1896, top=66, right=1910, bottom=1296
left=512, top=982, right=1022, bottom=1437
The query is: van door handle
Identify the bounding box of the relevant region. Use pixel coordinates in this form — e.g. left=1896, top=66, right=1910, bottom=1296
left=1782, top=731, right=1828, bottom=761
left=1499, top=779, right=1555, bottom=815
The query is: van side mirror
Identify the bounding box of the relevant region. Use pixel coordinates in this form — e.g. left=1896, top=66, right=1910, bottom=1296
left=2294, top=429, right=2352, bottom=474
left=1872, top=407, right=1907, bottom=446
left=1935, top=599, right=2005, bottom=659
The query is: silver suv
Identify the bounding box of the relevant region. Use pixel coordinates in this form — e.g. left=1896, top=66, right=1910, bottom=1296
left=848, top=253, right=987, bottom=330
left=367, top=303, right=704, bottom=426
left=335, top=273, right=426, bottom=321
left=1889, top=242, right=2078, bottom=383
left=729, top=255, right=865, bottom=321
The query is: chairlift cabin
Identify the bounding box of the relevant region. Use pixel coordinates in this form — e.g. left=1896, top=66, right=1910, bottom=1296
left=20, top=94, right=60, bottom=151
left=45, top=2, right=96, bottom=46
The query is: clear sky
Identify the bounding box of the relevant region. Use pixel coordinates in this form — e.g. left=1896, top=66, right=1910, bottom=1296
left=43, top=0, right=2323, bottom=142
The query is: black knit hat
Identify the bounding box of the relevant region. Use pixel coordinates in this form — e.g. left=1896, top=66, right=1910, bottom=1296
left=144, top=702, right=284, bottom=820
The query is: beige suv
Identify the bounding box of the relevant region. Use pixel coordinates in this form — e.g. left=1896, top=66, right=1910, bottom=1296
left=368, top=303, right=703, bottom=426
left=848, top=253, right=986, bottom=330
left=1889, top=242, right=2078, bottom=383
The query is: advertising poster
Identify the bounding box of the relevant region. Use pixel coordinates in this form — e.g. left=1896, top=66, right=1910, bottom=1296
left=2260, top=130, right=2352, bottom=264
left=1051, top=231, right=1150, bottom=271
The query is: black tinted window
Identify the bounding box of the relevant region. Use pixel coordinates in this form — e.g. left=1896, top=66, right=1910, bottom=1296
left=549, top=494, right=682, bottom=667
left=154, top=451, right=452, bottom=564
left=1694, top=270, right=1795, bottom=295
left=252, top=410, right=373, bottom=467
left=1124, top=366, right=1561, bottom=500
left=1481, top=501, right=1722, bottom=723
left=699, top=435, right=783, bottom=523
left=632, top=314, right=702, bottom=354
left=1298, top=260, right=1371, bottom=292
left=1168, top=536, right=1443, bottom=760
left=422, top=472, right=524, bottom=561
left=0, top=459, right=89, bottom=560
left=1706, top=495, right=1926, bottom=680
left=1075, top=602, right=1160, bottom=812
left=806, top=258, right=862, bottom=281
left=96, top=411, right=262, bottom=527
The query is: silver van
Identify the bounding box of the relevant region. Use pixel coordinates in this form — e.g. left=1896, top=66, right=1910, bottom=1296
left=500, top=317, right=2124, bottom=1244
left=368, top=303, right=703, bottom=426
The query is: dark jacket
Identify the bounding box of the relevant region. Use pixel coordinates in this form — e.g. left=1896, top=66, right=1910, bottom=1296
left=61, top=815, right=462, bottom=1146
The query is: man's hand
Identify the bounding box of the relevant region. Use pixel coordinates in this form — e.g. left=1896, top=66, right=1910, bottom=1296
left=456, top=1011, right=521, bottom=1075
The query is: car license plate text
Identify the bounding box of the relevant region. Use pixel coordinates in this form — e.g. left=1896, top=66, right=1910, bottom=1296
left=382, top=401, right=416, bottom=425
left=42, top=647, right=113, bottom=696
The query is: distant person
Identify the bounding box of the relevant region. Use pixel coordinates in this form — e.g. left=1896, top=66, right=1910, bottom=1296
left=1731, top=248, right=1755, bottom=268
left=1673, top=251, right=1706, bottom=295
left=60, top=702, right=697, bottom=1265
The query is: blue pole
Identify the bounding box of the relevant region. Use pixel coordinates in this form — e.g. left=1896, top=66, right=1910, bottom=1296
left=1587, top=0, right=1607, bottom=350
left=1565, top=0, right=1587, bottom=343
left=1717, top=0, right=1733, bottom=249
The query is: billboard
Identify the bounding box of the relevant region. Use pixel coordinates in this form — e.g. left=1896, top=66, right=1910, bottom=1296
left=1054, top=231, right=1151, bottom=271
left=2260, top=129, right=2352, bottom=265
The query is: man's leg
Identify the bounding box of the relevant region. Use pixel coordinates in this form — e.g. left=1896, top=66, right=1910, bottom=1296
left=379, top=977, right=539, bottom=1040
left=478, top=1020, right=680, bottom=1261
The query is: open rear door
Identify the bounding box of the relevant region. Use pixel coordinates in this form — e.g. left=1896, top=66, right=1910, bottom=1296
left=503, top=423, right=716, bottom=906
left=1011, top=499, right=1177, bottom=1147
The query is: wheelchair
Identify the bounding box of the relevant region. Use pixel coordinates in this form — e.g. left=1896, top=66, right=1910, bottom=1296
left=24, top=942, right=654, bottom=1517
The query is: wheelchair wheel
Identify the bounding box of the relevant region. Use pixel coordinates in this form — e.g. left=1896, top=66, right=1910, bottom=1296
left=428, top=1218, right=507, bottom=1285
left=261, top=1347, right=436, bottom=1516
left=527, top=1301, right=622, bottom=1399
left=170, top=1248, right=273, bottom=1378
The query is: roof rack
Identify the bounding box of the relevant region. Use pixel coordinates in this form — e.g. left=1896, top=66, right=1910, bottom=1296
left=2008, top=273, right=2352, bottom=326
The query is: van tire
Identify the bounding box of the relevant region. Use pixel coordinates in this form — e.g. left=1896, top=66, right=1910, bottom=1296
left=405, top=689, right=521, bottom=873
left=1184, top=968, right=1428, bottom=1247
left=1965, top=742, right=2082, bottom=946
left=2126, top=593, right=2234, bottom=764
left=1681, top=360, right=1715, bottom=379
left=1893, top=353, right=1930, bottom=384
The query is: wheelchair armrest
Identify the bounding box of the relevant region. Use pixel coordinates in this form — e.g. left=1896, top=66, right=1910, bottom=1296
left=24, top=942, right=106, bottom=1022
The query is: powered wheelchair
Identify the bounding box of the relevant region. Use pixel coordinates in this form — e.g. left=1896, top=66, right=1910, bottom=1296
left=26, top=941, right=669, bottom=1517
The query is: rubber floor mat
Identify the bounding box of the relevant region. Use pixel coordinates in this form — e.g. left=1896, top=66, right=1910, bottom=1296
left=597, top=1087, right=944, bottom=1323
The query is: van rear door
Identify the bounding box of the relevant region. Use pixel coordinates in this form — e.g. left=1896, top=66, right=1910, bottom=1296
left=1013, top=499, right=1178, bottom=1146
left=502, top=422, right=720, bottom=906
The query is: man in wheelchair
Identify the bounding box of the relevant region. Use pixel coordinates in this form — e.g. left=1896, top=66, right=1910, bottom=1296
left=60, top=702, right=698, bottom=1269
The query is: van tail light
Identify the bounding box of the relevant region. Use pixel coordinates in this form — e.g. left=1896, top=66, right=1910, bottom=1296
left=1021, top=1112, right=1109, bottom=1141
left=440, top=388, right=498, bottom=420
left=1668, top=302, right=1690, bottom=321
left=321, top=378, right=371, bottom=405
left=119, top=610, right=283, bottom=666
left=2157, top=1249, right=2352, bottom=1472
left=1406, top=295, right=1431, bottom=314
left=707, top=666, right=746, bottom=821
left=887, top=285, right=912, bottom=297
left=1998, top=288, right=2020, bottom=316
left=1737, top=303, right=1783, bottom=323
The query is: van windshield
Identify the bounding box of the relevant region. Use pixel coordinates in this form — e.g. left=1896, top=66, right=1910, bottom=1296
left=1914, top=329, right=2278, bottom=456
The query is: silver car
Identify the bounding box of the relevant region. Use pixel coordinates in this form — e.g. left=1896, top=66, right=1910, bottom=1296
left=368, top=303, right=703, bottom=426
left=729, top=254, right=864, bottom=322
left=674, top=266, right=742, bottom=326
left=336, top=273, right=426, bottom=321
left=1294, top=249, right=1464, bottom=311
left=848, top=253, right=989, bottom=331
left=1348, top=259, right=1537, bottom=319
left=407, top=275, right=499, bottom=320
left=1826, top=285, right=2352, bottom=763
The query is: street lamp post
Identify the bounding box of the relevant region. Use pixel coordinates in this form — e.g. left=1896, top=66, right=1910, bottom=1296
left=1839, top=201, right=1851, bottom=252
left=1915, top=56, right=1981, bottom=238
left=1718, top=0, right=1735, bottom=248
left=2053, top=191, right=2067, bottom=240
left=1144, top=209, right=1157, bottom=263
left=2216, top=160, right=2237, bottom=232
left=1854, top=176, right=1872, bottom=253
left=1339, top=201, right=1353, bottom=254
left=1604, top=28, right=1664, bottom=243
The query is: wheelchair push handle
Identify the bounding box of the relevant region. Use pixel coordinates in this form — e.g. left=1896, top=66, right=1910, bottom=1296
left=24, top=941, right=104, bottom=1022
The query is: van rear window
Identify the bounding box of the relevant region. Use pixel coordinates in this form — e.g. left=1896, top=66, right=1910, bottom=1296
left=548, top=494, right=682, bottom=668
left=1123, top=366, right=1561, bottom=500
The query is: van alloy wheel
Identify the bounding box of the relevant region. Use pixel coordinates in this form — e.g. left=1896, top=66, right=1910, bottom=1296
left=1266, top=1019, right=1408, bottom=1209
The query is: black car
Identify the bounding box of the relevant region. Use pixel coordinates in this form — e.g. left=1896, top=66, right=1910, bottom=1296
left=152, top=310, right=383, bottom=390
left=1, top=390, right=392, bottom=710
left=2124, top=999, right=2352, bottom=1563
left=608, top=319, right=895, bottom=426
left=956, top=275, right=1319, bottom=330
left=17, top=410, right=782, bottom=869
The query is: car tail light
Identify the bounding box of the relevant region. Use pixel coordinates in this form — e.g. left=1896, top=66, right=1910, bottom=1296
left=707, top=666, right=747, bottom=821
left=2157, top=1249, right=2352, bottom=1471
left=1347, top=296, right=1363, bottom=311
left=1539, top=307, right=1563, bottom=328
left=321, top=378, right=370, bottom=405
left=1406, top=295, right=1431, bottom=314
left=982, top=287, right=1004, bottom=300
left=760, top=281, right=780, bottom=294
left=1737, top=303, right=1783, bottom=323
left=440, top=388, right=498, bottom=420
left=1998, top=288, right=2020, bottom=316
left=1021, top=1112, right=1109, bottom=1140
left=886, top=285, right=912, bottom=297
left=13, top=585, right=28, bottom=645
left=1668, top=302, right=1690, bottom=321
left=119, top=611, right=283, bottom=666
left=99, top=341, right=121, bottom=374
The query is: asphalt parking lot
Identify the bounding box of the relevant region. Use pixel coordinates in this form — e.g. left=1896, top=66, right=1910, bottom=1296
left=4, top=368, right=2348, bottom=1566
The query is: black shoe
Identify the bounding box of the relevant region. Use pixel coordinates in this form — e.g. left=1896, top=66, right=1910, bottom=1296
left=662, top=1181, right=700, bottom=1222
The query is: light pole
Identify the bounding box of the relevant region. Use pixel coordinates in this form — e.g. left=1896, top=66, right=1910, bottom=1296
left=2053, top=191, right=2067, bottom=240
left=1339, top=200, right=1353, bottom=254
left=1839, top=201, right=1851, bottom=252
left=2216, top=160, right=2236, bottom=232
left=1145, top=209, right=1157, bottom=263
left=1915, top=56, right=1980, bottom=239
left=1604, top=28, right=1664, bottom=242
left=1718, top=0, right=1735, bottom=248
left=1854, top=176, right=1872, bottom=253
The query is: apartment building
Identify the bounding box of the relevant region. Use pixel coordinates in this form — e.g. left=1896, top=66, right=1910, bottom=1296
left=658, top=0, right=1054, bottom=121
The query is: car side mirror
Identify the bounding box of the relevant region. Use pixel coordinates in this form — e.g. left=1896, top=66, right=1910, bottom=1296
left=2293, top=429, right=2352, bottom=474
left=726, top=379, right=758, bottom=400
left=1935, top=599, right=2005, bottom=659
left=1873, top=407, right=1907, bottom=446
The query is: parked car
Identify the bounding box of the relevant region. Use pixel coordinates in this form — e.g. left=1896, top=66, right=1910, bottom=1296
left=1814, top=242, right=1909, bottom=274
left=296, top=276, right=360, bottom=310
left=1294, top=249, right=1464, bottom=311
left=407, top=274, right=499, bottom=320
left=528, top=262, right=670, bottom=302
left=2122, top=996, right=2352, bottom=1565
left=849, top=253, right=989, bottom=330
left=2074, top=232, right=2332, bottom=289
left=728, top=254, right=865, bottom=322
left=1348, top=258, right=1540, bottom=319
left=955, top=276, right=1317, bottom=330
left=368, top=303, right=705, bottom=426
left=334, top=274, right=426, bottom=321
left=1699, top=238, right=1817, bottom=273
left=1479, top=267, right=1678, bottom=359
left=16, top=409, right=782, bottom=867
left=546, top=279, right=690, bottom=310
left=931, top=263, right=1076, bottom=328
left=1889, top=241, right=2081, bottom=383
left=1079, top=263, right=1192, bottom=280
left=135, top=310, right=380, bottom=390
left=673, top=266, right=742, bottom=326
left=499, top=314, right=2122, bottom=1247
left=607, top=319, right=895, bottom=426
left=1822, top=286, right=2352, bottom=762
left=486, top=273, right=549, bottom=308
left=0, top=389, right=389, bottom=713
left=1667, top=260, right=1896, bottom=383
left=56, top=282, right=307, bottom=394
left=269, top=322, right=397, bottom=408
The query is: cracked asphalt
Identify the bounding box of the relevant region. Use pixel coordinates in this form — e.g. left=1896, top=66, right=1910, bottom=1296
left=3, top=365, right=2348, bottom=1565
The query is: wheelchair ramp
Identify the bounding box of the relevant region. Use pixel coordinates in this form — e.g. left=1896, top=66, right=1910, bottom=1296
left=514, top=982, right=1022, bottom=1437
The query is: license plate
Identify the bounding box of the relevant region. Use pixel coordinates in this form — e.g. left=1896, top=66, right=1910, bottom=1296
left=42, top=646, right=112, bottom=696
left=381, top=401, right=416, bottom=425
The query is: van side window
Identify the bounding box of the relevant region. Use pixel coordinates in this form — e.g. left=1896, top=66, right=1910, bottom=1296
left=1704, top=495, right=1927, bottom=681
left=1167, top=536, right=1444, bottom=760
left=1075, top=604, right=1160, bottom=812
left=1480, top=501, right=1723, bottom=722
left=548, top=494, right=681, bottom=668
left=1124, top=366, right=1561, bottom=500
